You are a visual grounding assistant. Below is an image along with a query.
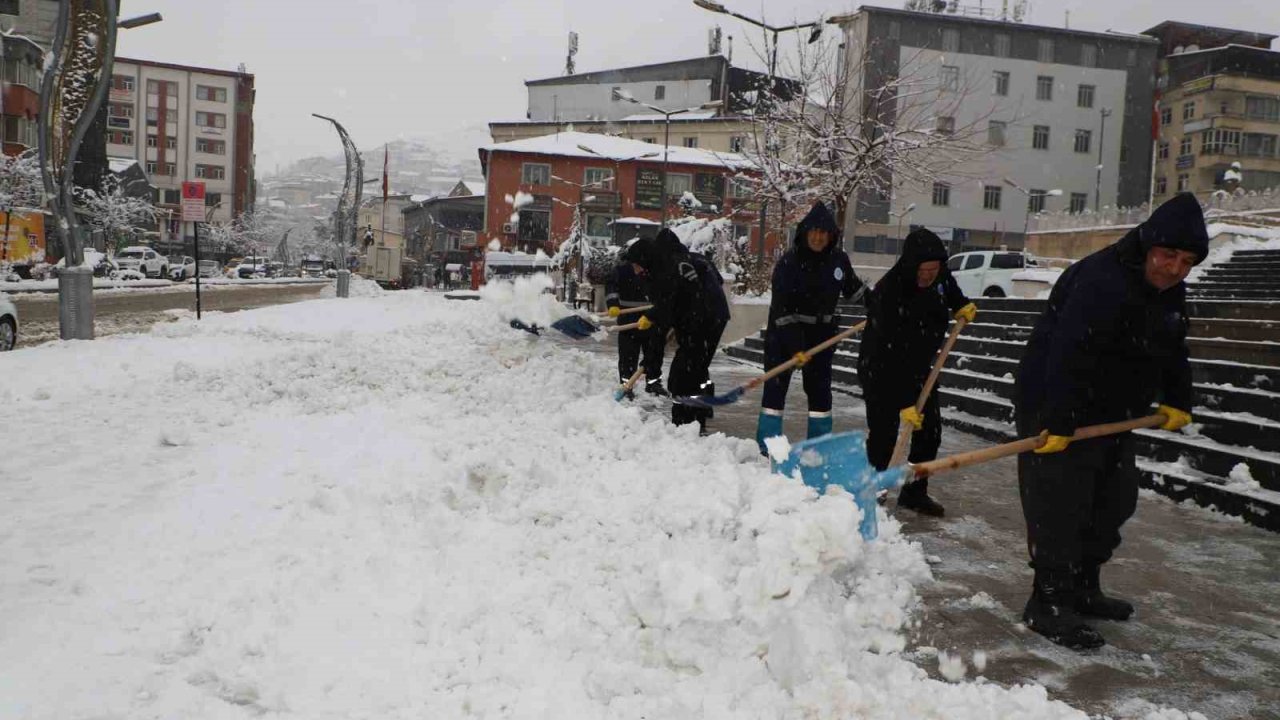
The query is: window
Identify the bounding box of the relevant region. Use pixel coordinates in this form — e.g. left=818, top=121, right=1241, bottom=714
left=964, top=254, right=985, bottom=270
left=1182, top=101, right=1195, bottom=121
left=1245, top=96, right=1280, bottom=121
left=1036, top=76, right=1053, bottom=101
left=654, top=85, right=665, bottom=101
left=682, top=137, right=698, bottom=148
left=1027, top=189, right=1048, bottom=214
left=145, top=107, right=158, bottom=126
left=1176, top=173, right=1190, bottom=192
left=146, top=161, right=157, bottom=175
left=988, top=120, right=1006, bottom=146
left=947, top=255, right=964, bottom=272
left=584, top=167, right=614, bottom=190
left=1179, top=136, right=1193, bottom=156
left=1153, top=177, right=1167, bottom=195
left=888, top=21, right=900, bottom=39
left=1127, top=49, right=1137, bottom=67
left=1, top=0, right=19, bottom=15
left=147, top=79, right=160, bottom=94
left=196, top=85, right=227, bottom=102
left=940, top=65, right=959, bottom=91
left=642, top=137, right=656, bottom=144
left=1201, top=129, right=1241, bottom=156
left=730, top=135, right=746, bottom=153
left=1074, top=129, right=1092, bottom=153
left=1038, top=38, right=1054, bottom=63
left=1033, top=125, right=1050, bottom=150
left=113, top=75, right=135, bottom=91
left=108, top=102, right=134, bottom=118
left=936, top=116, right=955, bottom=135
left=195, top=111, right=226, bottom=128
left=146, top=134, right=158, bottom=148
left=993, top=70, right=1009, bottom=96
left=1157, top=141, right=1169, bottom=160
left=983, top=185, right=1002, bottom=210
left=1077, top=84, right=1095, bottom=108
left=1160, top=106, right=1173, bottom=127
left=2, top=58, right=39, bottom=89
left=932, top=182, right=951, bottom=207
left=610, top=86, right=621, bottom=101
left=166, top=83, right=178, bottom=97
left=164, top=163, right=176, bottom=176
left=1080, top=44, right=1097, bottom=68
left=991, top=253, right=1026, bottom=269
left=165, top=109, right=178, bottom=123
left=942, top=28, right=959, bottom=53
left=205, top=192, right=222, bottom=208
left=197, top=138, right=226, bottom=155
left=1069, top=193, right=1089, bottom=213
left=1219, top=100, right=1230, bottom=116
left=518, top=209, right=550, bottom=243
left=521, top=162, right=550, bottom=186
left=994, top=34, right=1010, bottom=58
left=730, top=177, right=752, bottom=199
left=1242, top=133, right=1278, bottom=158
left=666, top=172, right=692, bottom=197
left=583, top=214, right=617, bottom=241
left=107, top=130, right=133, bottom=145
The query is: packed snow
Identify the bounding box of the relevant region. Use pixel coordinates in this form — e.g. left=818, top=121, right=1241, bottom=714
left=0, top=281, right=1184, bottom=718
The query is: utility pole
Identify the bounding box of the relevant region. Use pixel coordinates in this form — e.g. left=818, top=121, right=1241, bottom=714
left=1095, top=107, right=1112, bottom=213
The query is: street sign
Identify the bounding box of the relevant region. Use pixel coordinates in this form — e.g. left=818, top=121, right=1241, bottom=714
left=181, top=181, right=206, bottom=222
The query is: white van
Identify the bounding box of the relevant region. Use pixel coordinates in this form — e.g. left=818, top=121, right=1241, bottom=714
left=947, top=251, right=1038, bottom=298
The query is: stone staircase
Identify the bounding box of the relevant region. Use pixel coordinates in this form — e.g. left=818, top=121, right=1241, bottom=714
left=725, top=249, right=1280, bottom=532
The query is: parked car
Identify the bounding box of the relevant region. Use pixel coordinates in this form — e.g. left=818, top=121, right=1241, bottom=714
left=267, top=261, right=285, bottom=278
left=168, top=255, right=197, bottom=281
left=197, top=260, right=221, bottom=278
left=113, top=246, right=168, bottom=278
left=946, top=251, right=1039, bottom=298
left=0, top=294, right=17, bottom=351
left=236, top=256, right=269, bottom=279
left=300, top=255, right=327, bottom=278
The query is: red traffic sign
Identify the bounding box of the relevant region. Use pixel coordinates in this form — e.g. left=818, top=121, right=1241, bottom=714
left=181, top=181, right=206, bottom=222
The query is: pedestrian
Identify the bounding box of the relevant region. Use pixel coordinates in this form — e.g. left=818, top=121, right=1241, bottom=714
left=857, top=227, right=975, bottom=516
left=605, top=249, right=667, bottom=399
left=626, top=229, right=729, bottom=432
left=1013, top=192, right=1204, bottom=650
left=755, top=201, right=864, bottom=455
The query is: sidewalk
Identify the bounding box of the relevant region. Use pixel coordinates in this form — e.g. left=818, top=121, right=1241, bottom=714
left=609, top=339, right=1280, bottom=719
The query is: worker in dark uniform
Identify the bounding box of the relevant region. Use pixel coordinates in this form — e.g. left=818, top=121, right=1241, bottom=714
left=1014, top=192, right=1205, bottom=650
left=627, top=229, right=728, bottom=432
left=756, top=201, right=864, bottom=455
left=605, top=254, right=666, bottom=398
left=857, top=228, right=975, bottom=516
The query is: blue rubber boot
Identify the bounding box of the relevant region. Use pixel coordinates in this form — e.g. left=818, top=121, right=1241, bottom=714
left=756, top=411, right=784, bottom=457
left=807, top=412, right=834, bottom=440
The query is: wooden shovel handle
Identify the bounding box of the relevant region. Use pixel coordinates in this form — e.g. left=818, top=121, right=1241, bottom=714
left=615, top=305, right=653, bottom=317
left=911, top=414, right=1167, bottom=478
left=619, top=367, right=645, bottom=393
left=744, top=321, right=868, bottom=391
left=607, top=321, right=642, bottom=333
left=888, top=318, right=969, bottom=467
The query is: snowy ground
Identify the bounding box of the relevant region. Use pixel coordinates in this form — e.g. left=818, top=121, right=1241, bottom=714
left=0, top=280, right=1201, bottom=719
left=1, top=276, right=328, bottom=296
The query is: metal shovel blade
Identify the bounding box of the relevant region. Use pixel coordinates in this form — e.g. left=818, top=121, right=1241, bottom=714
left=550, top=315, right=601, bottom=339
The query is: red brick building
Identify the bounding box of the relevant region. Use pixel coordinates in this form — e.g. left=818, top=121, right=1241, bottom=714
left=478, top=131, right=780, bottom=254
left=1, top=33, right=44, bottom=157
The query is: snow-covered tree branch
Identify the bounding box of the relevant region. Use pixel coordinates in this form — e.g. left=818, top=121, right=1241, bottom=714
left=76, top=175, right=157, bottom=249
left=0, top=150, right=46, bottom=211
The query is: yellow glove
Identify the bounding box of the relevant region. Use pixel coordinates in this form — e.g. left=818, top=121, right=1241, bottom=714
left=954, top=302, right=978, bottom=323
left=1035, top=433, right=1071, bottom=454
left=607, top=306, right=621, bottom=319
left=636, top=316, right=653, bottom=331
left=1157, top=405, right=1192, bottom=432
left=899, top=406, right=923, bottom=431
left=793, top=351, right=810, bottom=367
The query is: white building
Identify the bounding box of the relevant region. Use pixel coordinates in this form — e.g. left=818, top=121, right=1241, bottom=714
left=106, top=58, right=256, bottom=252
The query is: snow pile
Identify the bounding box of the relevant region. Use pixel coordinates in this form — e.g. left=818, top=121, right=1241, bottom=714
left=1226, top=462, right=1261, bottom=491
left=0, top=293, right=1091, bottom=718
left=1112, top=698, right=1210, bottom=720
left=318, top=273, right=383, bottom=298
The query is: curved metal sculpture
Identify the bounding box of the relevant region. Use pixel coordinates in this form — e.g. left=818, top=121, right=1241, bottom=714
left=311, top=114, right=363, bottom=272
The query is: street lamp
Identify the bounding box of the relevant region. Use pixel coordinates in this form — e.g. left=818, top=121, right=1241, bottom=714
left=1004, top=177, right=1062, bottom=240
left=888, top=202, right=916, bottom=240
left=1095, top=107, right=1113, bottom=213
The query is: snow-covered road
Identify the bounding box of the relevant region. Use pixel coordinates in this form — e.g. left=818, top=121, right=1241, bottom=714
left=0, top=281, right=1196, bottom=718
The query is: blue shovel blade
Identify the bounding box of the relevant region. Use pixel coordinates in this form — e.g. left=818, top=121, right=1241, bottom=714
left=673, top=386, right=745, bottom=408
left=551, top=315, right=600, bottom=339
left=773, top=431, right=912, bottom=541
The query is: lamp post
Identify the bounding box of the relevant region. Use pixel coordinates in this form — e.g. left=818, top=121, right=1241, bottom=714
left=39, top=2, right=162, bottom=339
left=692, top=0, right=824, bottom=263
left=1095, top=107, right=1112, bottom=213
left=888, top=202, right=916, bottom=240
left=611, top=90, right=723, bottom=227
left=312, top=113, right=364, bottom=298
left=1004, top=177, right=1062, bottom=242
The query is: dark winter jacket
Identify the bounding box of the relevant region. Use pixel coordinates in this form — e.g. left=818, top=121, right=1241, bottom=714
left=623, top=229, right=706, bottom=331
left=857, top=228, right=969, bottom=408
left=768, top=202, right=863, bottom=331
left=604, top=261, right=650, bottom=310
left=1015, top=193, right=1205, bottom=436
left=689, top=252, right=731, bottom=323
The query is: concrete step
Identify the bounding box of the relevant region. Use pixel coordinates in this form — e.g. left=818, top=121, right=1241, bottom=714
left=1134, top=431, right=1280, bottom=495
left=1190, top=287, right=1280, bottom=300
left=1187, top=336, right=1280, bottom=366
left=1137, top=459, right=1280, bottom=532
left=1230, top=249, right=1280, bottom=258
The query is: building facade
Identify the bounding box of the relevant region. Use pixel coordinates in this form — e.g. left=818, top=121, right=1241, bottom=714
left=0, top=31, right=43, bottom=157
left=478, top=131, right=771, bottom=254
left=832, top=7, right=1159, bottom=254
left=1144, top=23, right=1280, bottom=203
left=105, top=58, right=255, bottom=251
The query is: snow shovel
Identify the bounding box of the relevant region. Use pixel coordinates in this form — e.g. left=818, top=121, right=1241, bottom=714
left=595, top=304, right=654, bottom=322
left=677, top=321, right=868, bottom=409
left=887, top=318, right=970, bottom=467
left=509, top=315, right=602, bottom=339
left=614, top=368, right=645, bottom=402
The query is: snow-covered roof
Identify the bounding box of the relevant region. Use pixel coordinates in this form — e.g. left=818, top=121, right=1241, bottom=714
left=619, top=111, right=719, bottom=122
left=411, top=194, right=434, bottom=203
left=613, top=217, right=660, bottom=226
left=481, top=131, right=754, bottom=170
left=463, top=181, right=485, bottom=196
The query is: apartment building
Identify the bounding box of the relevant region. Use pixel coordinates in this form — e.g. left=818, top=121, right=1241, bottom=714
left=106, top=58, right=255, bottom=252
left=0, top=31, right=42, bottom=157
left=832, top=7, right=1158, bottom=254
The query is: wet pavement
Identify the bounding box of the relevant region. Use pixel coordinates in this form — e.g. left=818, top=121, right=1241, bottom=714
left=583, top=328, right=1280, bottom=719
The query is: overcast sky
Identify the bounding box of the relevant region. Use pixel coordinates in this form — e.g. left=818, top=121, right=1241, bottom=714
left=116, top=0, right=1274, bottom=175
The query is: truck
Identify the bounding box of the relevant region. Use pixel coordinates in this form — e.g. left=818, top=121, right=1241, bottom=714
left=300, top=255, right=327, bottom=278
left=364, top=245, right=403, bottom=289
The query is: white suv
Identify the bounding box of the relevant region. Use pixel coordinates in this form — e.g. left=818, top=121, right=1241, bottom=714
left=114, top=246, right=168, bottom=278
left=947, top=251, right=1038, bottom=298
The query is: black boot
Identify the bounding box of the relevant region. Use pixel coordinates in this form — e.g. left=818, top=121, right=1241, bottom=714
left=1023, top=568, right=1106, bottom=650
left=1075, top=564, right=1134, bottom=621
left=645, top=378, right=669, bottom=396
left=897, top=479, right=945, bottom=517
